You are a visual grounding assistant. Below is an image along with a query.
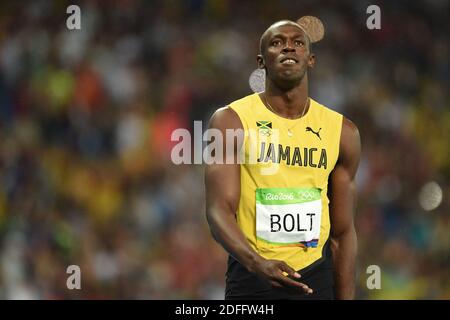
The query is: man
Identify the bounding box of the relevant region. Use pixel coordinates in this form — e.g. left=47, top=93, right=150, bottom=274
left=205, top=20, right=361, bottom=299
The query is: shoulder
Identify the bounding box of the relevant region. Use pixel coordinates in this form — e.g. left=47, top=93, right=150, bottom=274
left=207, top=106, right=245, bottom=153
left=341, top=117, right=360, bottom=148
left=338, top=116, right=361, bottom=170
left=208, top=106, right=243, bottom=131
left=209, top=94, right=258, bottom=131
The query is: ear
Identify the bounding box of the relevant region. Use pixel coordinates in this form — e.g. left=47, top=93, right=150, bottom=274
left=257, top=54, right=265, bottom=69
left=308, top=53, right=315, bottom=68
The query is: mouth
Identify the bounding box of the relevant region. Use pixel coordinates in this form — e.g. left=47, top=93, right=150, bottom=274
left=279, top=56, right=299, bottom=65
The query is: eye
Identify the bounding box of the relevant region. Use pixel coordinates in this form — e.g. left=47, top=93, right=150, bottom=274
left=294, top=40, right=305, bottom=47
left=271, top=40, right=281, bottom=47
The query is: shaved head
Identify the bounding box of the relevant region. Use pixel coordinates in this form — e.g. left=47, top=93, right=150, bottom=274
left=259, top=20, right=311, bottom=54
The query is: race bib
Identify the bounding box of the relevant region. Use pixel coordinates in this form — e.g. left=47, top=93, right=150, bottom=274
left=256, top=188, right=322, bottom=248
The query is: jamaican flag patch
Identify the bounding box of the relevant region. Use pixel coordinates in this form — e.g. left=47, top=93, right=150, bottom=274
left=256, top=121, right=272, bottom=136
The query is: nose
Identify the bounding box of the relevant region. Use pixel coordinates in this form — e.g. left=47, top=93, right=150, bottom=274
left=282, top=40, right=295, bottom=52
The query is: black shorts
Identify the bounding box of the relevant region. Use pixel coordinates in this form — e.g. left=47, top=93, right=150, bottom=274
left=225, top=241, right=334, bottom=300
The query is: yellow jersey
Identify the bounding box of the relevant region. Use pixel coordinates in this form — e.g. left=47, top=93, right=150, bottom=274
left=229, top=93, right=343, bottom=271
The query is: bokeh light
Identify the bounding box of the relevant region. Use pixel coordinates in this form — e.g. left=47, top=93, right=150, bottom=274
left=419, top=181, right=443, bottom=211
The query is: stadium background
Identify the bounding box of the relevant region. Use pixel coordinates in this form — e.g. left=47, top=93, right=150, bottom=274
left=0, top=0, right=449, bottom=299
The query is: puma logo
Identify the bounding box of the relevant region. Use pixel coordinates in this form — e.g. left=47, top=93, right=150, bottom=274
left=306, top=127, right=321, bottom=140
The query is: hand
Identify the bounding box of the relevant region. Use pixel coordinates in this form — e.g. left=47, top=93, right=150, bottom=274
left=249, top=257, right=313, bottom=294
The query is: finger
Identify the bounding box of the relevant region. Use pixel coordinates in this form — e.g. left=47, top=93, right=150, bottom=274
left=278, top=262, right=301, bottom=279
left=270, top=280, right=283, bottom=288
left=276, top=274, right=312, bottom=292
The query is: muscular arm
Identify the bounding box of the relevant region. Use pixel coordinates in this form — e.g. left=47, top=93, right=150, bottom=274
left=328, top=117, right=361, bottom=300
left=204, top=107, right=260, bottom=270
left=205, top=107, right=312, bottom=292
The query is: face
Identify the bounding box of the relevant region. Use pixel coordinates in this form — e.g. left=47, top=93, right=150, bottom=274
left=258, top=23, right=315, bottom=88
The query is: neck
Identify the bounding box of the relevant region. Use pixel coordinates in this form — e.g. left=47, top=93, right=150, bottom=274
left=263, top=74, right=309, bottom=119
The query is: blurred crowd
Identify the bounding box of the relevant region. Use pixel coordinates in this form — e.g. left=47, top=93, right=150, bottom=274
left=0, top=0, right=449, bottom=299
